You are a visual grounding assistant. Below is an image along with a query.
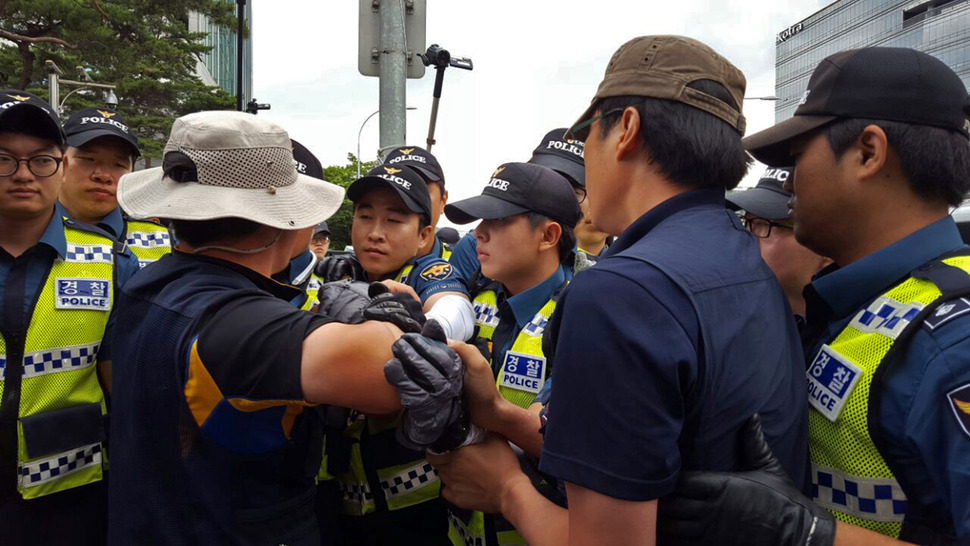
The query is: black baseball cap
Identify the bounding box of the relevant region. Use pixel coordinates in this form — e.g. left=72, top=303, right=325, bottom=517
left=726, top=167, right=794, bottom=221
left=445, top=162, right=581, bottom=227
left=313, top=221, right=330, bottom=235
left=383, top=146, right=445, bottom=186
left=348, top=165, right=432, bottom=224
left=64, top=107, right=140, bottom=157
left=436, top=226, right=460, bottom=245
left=745, top=47, right=970, bottom=167
left=291, top=139, right=325, bottom=180
left=528, top=128, right=586, bottom=187
left=0, top=90, right=64, bottom=145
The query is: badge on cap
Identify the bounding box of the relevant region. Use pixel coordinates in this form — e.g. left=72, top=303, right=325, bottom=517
left=499, top=351, right=545, bottom=395
left=806, top=344, right=862, bottom=422
left=55, top=278, right=111, bottom=311
left=947, top=383, right=970, bottom=439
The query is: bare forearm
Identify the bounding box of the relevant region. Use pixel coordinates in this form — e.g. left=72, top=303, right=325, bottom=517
left=488, top=400, right=544, bottom=457
left=834, top=521, right=910, bottom=546
left=501, top=474, right=569, bottom=546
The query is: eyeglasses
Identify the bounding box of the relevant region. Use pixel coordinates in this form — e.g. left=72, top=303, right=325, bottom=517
left=565, top=108, right=626, bottom=142
left=573, top=186, right=587, bottom=204
left=741, top=217, right=793, bottom=238
left=0, top=154, right=63, bottom=177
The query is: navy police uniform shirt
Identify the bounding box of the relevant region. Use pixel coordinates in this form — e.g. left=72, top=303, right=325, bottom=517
left=539, top=189, right=809, bottom=502
left=449, top=232, right=480, bottom=286
left=804, top=216, right=970, bottom=540
left=393, top=252, right=468, bottom=305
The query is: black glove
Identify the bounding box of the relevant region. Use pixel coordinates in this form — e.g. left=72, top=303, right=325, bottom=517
left=658, top=414, right=835, bottom=546
left=315, top=254, right=364, bottom=282
left=316, top=280, right=371, bottom=323
left=361, top=282, right=426, bottom=333
left=469, top=326, right=491, bottom=362
left=383, top=322, right=468, bottom=452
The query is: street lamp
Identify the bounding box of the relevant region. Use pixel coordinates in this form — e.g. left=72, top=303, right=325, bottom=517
left=357, top=107, right=417, bottom=178
left=46, top=60, right=119, bottom=117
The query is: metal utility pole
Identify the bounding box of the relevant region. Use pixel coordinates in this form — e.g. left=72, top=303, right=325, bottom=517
left=378, top=0, right=407, bottom=148
left=236, top=0, right=246, bottom=111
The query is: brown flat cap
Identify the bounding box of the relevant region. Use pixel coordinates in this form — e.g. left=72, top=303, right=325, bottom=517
left=572, top=35, right=747, bottom=135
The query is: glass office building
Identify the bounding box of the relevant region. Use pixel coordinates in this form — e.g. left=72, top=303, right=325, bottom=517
left=775, top=0, right=970, bottom=121
left=188, top=1, right=253, bottom=103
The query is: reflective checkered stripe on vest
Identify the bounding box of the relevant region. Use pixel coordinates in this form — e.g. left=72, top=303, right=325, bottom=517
left=124, top=220, right=171, bottom=268
left=808, top=256, right=970, bottom=537
left=450, top=290, right=558, bottom=546
left=394, top=264, right=414, bottom=284
left=0, top=226, right=113, bottom=499
left=441, top=247, right=453, bottom=261
left=301, top=274, right=324, bottom=312
left=334, top=410, right=441, bottom=515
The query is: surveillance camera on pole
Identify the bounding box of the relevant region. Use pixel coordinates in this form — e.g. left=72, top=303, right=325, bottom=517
left=245, top=98, right=271, bottom=114
left=419, top=43, right=473, bottom=152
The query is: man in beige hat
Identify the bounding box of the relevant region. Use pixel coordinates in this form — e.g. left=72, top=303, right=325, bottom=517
left=392, top=36, right=809, bottom=545
left=106, top=111, right=436, bottom=544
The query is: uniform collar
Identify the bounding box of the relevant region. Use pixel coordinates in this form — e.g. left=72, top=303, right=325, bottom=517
left=811, top=216, right=966, bottom=318
left=427, top=236, right=444, bottom=258
left=505, top=265, right=566, bottom=329
left=605, top=188, right=725, bottom=258
left=37, top=202, right=70, bottom=259
left=98, top=206, right=126, bottom=239
left=172, top=249, right=302, bottom=301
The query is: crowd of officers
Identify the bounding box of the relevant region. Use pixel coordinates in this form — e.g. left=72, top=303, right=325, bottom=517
left=1, top=33, right=970, bottom=546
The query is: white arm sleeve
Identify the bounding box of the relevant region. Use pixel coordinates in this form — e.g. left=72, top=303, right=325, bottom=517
left=425, top=294, right=476, bottom=342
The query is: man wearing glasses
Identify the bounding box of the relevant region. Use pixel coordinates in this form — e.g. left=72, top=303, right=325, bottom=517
left=0, top=90, right=138, bottom=544
left=405, top=37, right=809, bottom=545
left=728, top=167, right=832, bottom=319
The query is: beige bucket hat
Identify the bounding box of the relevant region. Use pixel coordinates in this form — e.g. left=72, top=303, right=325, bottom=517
left=118, top=111, right=344, bottom=229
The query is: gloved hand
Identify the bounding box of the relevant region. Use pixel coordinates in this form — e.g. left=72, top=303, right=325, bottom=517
left=315, top=254, right=364, bottom=282
left=362, top=282, right=426, bottom=333
left=658, top=414, right=835, bottom=546
left=316, top=280, right=371, bottom=323
left=384, top=321, right=468, bottom=452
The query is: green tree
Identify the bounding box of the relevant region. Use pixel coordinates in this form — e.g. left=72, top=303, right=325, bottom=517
left=0, top=0, right=239, bottom=161
left=323, top=153, right=377, bottom=251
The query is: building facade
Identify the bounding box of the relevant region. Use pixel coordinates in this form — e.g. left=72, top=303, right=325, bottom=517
left=188, top=1, right=253, bottom=105
left=775, top=0, right=970, bottom=121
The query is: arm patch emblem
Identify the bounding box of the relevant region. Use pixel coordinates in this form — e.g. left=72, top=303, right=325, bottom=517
left=419, top=262, right=454, bottom=282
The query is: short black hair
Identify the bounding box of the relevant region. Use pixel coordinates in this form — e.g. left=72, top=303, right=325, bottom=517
left=824, top=118, right=970, bottom=207
left=170, top=217, right=263, bottom=247
left=526, top=212, right=576, bottom=263
left=595, top=80, right=751, bottom=191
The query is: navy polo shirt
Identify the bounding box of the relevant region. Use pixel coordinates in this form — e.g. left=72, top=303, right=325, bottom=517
left=449, top=232, right=479, bottom=285
left=540, top=189, right=809, bottom=502
left=0, top=203, right=139, bottom=361
left=486, top=265, right=566, bottom=375
left=804, top=216, right=970, bottom=539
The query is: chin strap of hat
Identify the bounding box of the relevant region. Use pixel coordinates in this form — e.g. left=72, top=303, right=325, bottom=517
left=190, top=228, right=284, bottom=256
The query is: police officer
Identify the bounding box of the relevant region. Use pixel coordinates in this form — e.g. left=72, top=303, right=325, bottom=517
left=383, top=146, right=451, bottom=259
left=413, top=36, right=810, bottom=545
left=108, top=111, right=430, bottom=543
left=727, top=167, right=831, bottom=319
left=60, top=107, right=171, bottom=267
left=660, top=47, right=970, bottom=546
left=440, top=162, right=581, bottom=546
left=311, top=222, right=332, bottom=259
left=0, top=90, right=139, bottom=544
left=449, top=128, right=597, bottom=287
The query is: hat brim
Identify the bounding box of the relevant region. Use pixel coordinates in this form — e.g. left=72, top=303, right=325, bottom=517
left=405, top=163, right=443, bottom=184
left=569, top=103, right=598, bottom=140
left=0, top=104, right=64, bottom=145
left=743, top=115, right=837, bottom=167
left=725, top=187, right=792, bottom=221
left=444, top=194, right=531, bottom=225
left=67, top=130, right=140, bottom=158
left=117, top=168, right=345, bottom=229
left=347, top=177, right=429, bottom=219
left=529, top=153, right=586, bottom=187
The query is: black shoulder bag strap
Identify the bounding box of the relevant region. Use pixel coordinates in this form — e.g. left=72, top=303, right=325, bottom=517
left=868, top=250, right=970, bottom=544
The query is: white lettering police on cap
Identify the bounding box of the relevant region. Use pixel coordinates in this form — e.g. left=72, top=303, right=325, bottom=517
left=546, top=140, right=584, bottom=158
left=389, top=149, right=427, bottom=165
left=762, top=168, right=790, bottom=182
left=798, top=90, right=811, bottom=106
left=485, top=166, right=511, bottom=191
left=80, top=111, right=130, bottom=134
left=378, top=166, right=411, bottom=190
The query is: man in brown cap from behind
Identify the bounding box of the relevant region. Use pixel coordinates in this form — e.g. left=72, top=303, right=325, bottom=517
left=388, top=36, right=810, bottom=545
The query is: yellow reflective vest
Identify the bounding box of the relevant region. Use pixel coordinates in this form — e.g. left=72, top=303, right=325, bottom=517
left=123, top=219, right=171, bottom=268
left=0, top=221, right=116, bottom=499
left=808, top=255, right=970, bottom=538
left=449, top=284, right=562, bottom=546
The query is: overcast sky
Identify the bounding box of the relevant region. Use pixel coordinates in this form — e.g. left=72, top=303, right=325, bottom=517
left=252, top=0, right=829, bottom=228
